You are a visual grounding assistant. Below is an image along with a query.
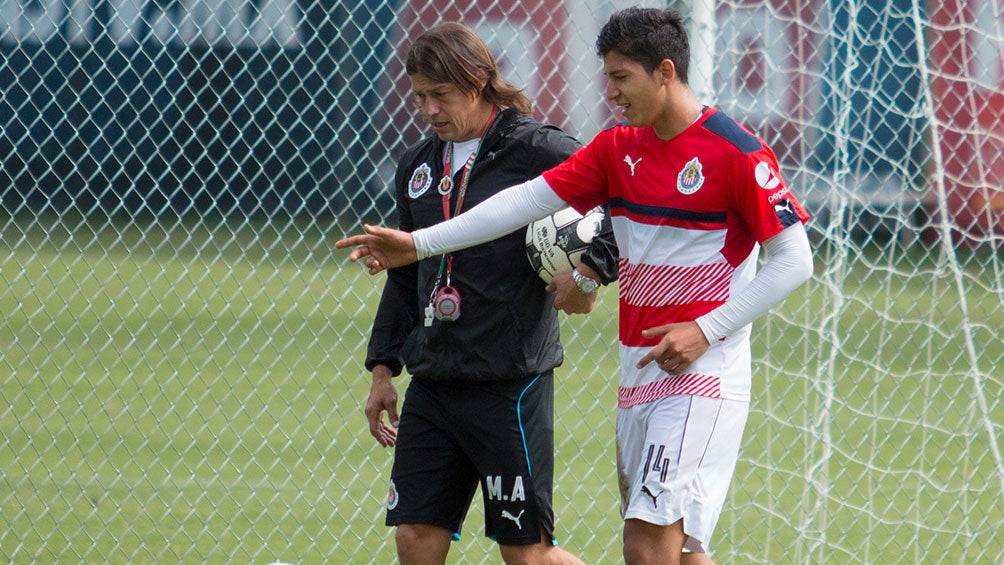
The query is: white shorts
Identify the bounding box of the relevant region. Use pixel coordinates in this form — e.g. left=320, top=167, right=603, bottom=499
left=616, top=394, right=749, bottom=553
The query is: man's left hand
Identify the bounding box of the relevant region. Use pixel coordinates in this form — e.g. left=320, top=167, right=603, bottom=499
left=636, top=321, right=710, bottom=374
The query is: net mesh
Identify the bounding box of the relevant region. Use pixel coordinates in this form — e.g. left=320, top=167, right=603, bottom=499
left=2, top=0, right=1002, bottom=562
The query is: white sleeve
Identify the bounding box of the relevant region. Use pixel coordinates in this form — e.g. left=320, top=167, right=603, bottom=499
left=412, top=176, right=568, bottom=260
left=695, top=222, right=813, bottom=342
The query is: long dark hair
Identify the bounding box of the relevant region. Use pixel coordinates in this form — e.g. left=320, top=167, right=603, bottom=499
left=406, top=22, right=533, bottom=115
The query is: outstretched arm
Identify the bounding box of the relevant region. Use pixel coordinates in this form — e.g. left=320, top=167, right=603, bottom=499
left=336, top=176, right=567, bottom=271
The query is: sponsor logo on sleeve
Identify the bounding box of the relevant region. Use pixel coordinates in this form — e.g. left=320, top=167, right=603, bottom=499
left=755, top=161, right=782, bottom=190
left=774, top=198, right=800, bottom=227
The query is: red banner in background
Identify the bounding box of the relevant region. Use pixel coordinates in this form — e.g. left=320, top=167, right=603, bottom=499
left=929, top=0, right=1004, bottom=238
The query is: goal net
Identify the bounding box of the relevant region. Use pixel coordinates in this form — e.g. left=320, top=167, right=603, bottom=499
left=1, top=0, right=1001, bottom=563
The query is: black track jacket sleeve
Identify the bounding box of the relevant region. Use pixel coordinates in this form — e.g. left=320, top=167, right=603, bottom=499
left=580, top=207, right=618, bottom=285
left=363, top=159, right=419, bottom=376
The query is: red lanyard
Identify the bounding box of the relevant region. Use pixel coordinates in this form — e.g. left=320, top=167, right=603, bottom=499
left=431, top=106, right=498, bottom=286
left=437, top=105, right=499, bottom=221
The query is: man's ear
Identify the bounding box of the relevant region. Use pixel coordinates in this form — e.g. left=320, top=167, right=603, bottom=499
left=658, top=58, right=677, bottom=83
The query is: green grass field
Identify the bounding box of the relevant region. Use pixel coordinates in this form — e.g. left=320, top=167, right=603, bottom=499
left=2, top=214, right=1002, bottom=563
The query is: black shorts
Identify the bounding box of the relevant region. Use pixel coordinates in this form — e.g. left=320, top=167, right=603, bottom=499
left=386, top=371, right=556, bottom=546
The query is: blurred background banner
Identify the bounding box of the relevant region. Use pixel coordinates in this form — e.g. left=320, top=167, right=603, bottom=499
left=2, top=0, right=1002, bottom=563
left=1, top=0, right=392, bottom=217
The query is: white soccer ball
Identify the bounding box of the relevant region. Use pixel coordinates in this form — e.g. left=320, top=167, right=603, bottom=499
left=525, top=207, right=604, bottom=283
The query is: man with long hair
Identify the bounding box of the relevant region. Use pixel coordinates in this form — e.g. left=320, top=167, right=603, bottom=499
left=360, top=22, right=616, bottom=564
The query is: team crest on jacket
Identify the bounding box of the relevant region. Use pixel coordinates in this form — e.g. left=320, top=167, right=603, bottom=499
left=408, top=163, right=433, bottom=199
left=677, top=157, right=705, bottom=194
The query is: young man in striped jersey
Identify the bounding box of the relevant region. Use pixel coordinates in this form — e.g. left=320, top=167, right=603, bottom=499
left=339, top=7, right=813, bottom=564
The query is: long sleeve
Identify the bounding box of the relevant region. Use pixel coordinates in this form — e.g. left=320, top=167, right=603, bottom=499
left=695, top=222, right=813, bottom=342
left=364, top=156, right=422, bottom=376
left=364, top=262, right=419, bottom=376
left=413, top=176, right=567, bottom=259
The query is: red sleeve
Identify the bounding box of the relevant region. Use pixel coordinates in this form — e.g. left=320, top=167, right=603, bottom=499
left=541, top=130, right=612, bottom=215
left=733, top=145, right=810, bottom=243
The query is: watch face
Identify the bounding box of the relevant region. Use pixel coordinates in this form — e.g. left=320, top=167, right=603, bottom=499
left=574, top=271, right=599, bottom=293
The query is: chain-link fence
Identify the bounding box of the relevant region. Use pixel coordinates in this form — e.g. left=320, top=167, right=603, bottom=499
left=2, top=0, right=1003, bottom=563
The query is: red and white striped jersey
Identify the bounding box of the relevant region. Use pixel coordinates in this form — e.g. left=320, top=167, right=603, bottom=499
left=543, top=108, right=809, bottom=404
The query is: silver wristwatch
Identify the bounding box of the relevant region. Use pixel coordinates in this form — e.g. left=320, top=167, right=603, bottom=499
left=572, top=269, right=600, bottom=294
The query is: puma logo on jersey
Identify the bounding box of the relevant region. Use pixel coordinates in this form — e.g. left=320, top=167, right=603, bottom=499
left=773, top=197, right=800, bottom=227
left=774, top=200, right=795, bottom=216
left=624, top=155, right=642, bottom=176
left=501, top=509, right=525, bottom=530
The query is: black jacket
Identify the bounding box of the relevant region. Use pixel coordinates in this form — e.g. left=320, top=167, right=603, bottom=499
left=365, top=109, right=618, bottom=382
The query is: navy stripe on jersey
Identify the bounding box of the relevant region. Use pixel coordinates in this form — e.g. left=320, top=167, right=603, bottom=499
left=702, top=111, right=762, bottom=154
left=610, top=197, right=727, bottom=224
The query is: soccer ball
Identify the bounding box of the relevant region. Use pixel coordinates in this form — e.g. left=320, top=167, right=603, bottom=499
left=525, top=207, right=604, bottom=283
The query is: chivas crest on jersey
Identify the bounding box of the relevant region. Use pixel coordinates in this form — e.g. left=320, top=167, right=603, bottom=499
left=677, top=157, right=705, bottom=194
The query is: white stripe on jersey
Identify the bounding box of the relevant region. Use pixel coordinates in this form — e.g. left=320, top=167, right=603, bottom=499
left=611, top=218, right=729, bottom=267
left=619, top=259, right=733, bottom=307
